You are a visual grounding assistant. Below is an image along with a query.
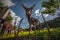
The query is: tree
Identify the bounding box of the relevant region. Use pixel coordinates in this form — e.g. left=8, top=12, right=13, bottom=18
left=6, top=12, right=13, bottom=22
left=0, top=2, right=13, bottom=35
left=0, top=2, right=13, bottom=22
left=57, top=0, right=60, bottom=17
left=41, top=0, right=59, bottom=34
left=42, top=0, right=59, bottom=14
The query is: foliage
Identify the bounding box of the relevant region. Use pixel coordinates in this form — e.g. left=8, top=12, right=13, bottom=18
left=42, top=0, right=59, bottom=15
left=0, top=2, right=13, bottom=22
left=6, top=13, right=13, bottom=22
left=41, top=17, right=60, bottom=28
left=51, top=17, right=60, bottom=27
left=0, top=2, right=3, bottom=5
left=0, top=27, right=60, bottom=40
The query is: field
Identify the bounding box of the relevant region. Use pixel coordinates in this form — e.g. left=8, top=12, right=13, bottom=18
left=0, top=27, right=60, bottom=40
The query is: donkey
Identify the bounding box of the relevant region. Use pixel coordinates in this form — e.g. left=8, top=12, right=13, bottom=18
left=21, top=4, right=42, bottom=31
left=22, top=4, right=42, bottom=40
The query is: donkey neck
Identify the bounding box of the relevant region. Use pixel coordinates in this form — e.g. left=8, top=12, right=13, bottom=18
left=26, top=13, right=32, bottom=20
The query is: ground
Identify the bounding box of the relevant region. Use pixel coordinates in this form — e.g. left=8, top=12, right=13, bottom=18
left=0, top=27, right=60, bottom=40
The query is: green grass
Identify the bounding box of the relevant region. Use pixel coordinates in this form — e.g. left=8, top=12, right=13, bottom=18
left=0, top=27, right=60, bottom=40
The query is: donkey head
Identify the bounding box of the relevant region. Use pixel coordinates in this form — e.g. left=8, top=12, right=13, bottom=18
left=21, top=4, right=36, bottom=17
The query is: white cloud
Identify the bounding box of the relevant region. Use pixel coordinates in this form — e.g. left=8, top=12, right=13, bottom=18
left=35, top=9, right=58, bottom=23
left=10, top=9, right=15, bottom=17
left=35, top=9, right=41, bottom=16
left=13, top=16, right=21, bottom=27
left=43, top=14, right=49, bottom=17
left=41, top=7, right=46, bottom=11
left=35, top=9, right=49, bottom=17
left=35, top=9, right=40, bottom=14
left=17, top=17, right=21, bottom=21
left=10, top=10, right=21, bottom=27
left=0, top=0, right=15, bottom=7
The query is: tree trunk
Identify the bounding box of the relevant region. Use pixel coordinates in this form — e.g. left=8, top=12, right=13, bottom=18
left=41, top=13, right=51, bottom=34
left=2, top=8, right=9, bottom=19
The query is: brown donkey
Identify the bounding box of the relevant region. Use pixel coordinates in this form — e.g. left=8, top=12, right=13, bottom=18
left=21, top=4, right=42, bottom=31
left=22, top=4, right=42, bottom=40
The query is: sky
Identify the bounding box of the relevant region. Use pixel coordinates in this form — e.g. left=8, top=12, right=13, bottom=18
left=10, top=9, right=21, bottom=27
left=0, top=0, right=59, bottom=29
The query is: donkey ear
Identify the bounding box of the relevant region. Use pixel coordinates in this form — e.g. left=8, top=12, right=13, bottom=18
left=31, top=4, right=36, bottom=9
left=21, top=4, right=27, bottom=9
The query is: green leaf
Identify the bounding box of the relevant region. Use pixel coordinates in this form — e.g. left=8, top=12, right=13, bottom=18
left=0, top=2, right=13, bottom=22
left=42, top=0, right=59, bottom=15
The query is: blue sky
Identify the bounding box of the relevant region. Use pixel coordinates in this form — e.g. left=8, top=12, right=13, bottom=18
left=10, top=0, right=58, bottom=29
left=9, top=0, right=48, bottom=28
left=0, top=0, right=58, bottom=29
left=10, top=0, right=46, bottom=18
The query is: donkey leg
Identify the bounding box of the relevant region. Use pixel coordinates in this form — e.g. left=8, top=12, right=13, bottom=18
left=34, top=24, right=37, bottom=40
